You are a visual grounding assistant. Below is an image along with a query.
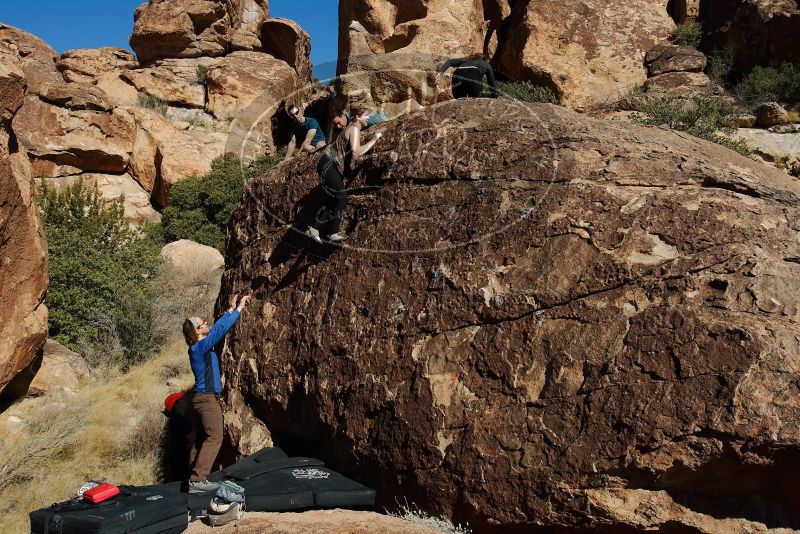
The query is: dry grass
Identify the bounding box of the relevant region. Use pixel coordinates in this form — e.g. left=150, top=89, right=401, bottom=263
left=0, top=334, right=194, bottom=533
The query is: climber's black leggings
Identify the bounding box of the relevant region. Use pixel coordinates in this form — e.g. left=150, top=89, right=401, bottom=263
left=314, top=156, right=348, bottom=236
left=452, top=67, right=484, bottom=98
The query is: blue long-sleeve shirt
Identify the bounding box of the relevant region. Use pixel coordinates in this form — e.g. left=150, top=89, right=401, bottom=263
left=189, top=310, right=240, bottom=394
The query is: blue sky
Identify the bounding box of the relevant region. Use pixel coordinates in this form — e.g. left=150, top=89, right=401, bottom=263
left=1, top=1, right=339, bottom=75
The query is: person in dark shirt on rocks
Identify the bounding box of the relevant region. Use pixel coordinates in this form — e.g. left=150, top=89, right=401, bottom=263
left=284, top=104, right=327, bottom=161
left=182, top=293, right=251, bottom=493
left=436, top=55, right=498, bottom=99
left=305, top=107, right=383, bottom=244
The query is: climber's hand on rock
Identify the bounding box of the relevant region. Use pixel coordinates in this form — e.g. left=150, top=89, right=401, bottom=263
left=237, top=295, right=252, bottom=311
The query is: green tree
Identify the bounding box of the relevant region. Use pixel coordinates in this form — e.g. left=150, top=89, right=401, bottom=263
left=161, top=152, right=282, bottom=251
left=39, top=180, right=162, bottom=366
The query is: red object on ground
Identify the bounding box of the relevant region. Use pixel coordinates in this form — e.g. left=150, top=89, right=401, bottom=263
left=83, top=483, right=120, bottom=503
left=164, top=390, right=187, bottom=413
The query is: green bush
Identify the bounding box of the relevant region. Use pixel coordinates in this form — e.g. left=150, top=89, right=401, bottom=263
left=633, top=94, right=751, bottom=156
left=38, top=180, right=163, bottom=367
left=670, top=22, right=702, bottom=47
left=707, top=49, right=734, bottom=92
left=734, top=63, right=800, bottom=107
left=196, top=65, right=209, bottom=85
left=138, top=92, right=168, bottom=116
left=162, top=152, right=283, bottom=251
left=496, top=81, right=559, bottom=104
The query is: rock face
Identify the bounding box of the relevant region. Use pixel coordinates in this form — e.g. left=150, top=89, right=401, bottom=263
left=495, top=0, right=674, bottom=110
left=220, top=99, right=800, bottom=532
left=56, top=48, right=138, bottom=84
left=0, top=147, right=48, bottom=404
left=122, top=106, right=227, bottom=207
left=260, top=18, right=312, bottom=84
left=27, top=340, right=92, bottom=397
left=184, top=510, right=442, bottom=534
left=336, top=0, right=486, bottom=115
left=129, top=0, right=270, bottom=64
left=700, top=0, right=800, bottom=71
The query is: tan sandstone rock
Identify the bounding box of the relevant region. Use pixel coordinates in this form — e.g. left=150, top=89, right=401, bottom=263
left=12, top=96, right=134, bottom=175
left=219, top=99, right=800, bottom=531
left=27, top=340, right=92, bottom=397
left=56, top=48, right=139, bottom=84
left=0, top=23, right=60, bottom=95
left=121, top=106, right=227, bottom=206
left=184, top=510, right=442, bottom=534
left=122, top=57, right=214, bottom=108
left=161, top=239, right=224, bottom=277
left=337, top=0, right=486, bottom=113
left=0, top=148, right=47, bottom=402
left=259, top=18, right=312, bottom=83
left=496, top=0, right=674, bottom=111
left=129, top=0, right=269, bottom=64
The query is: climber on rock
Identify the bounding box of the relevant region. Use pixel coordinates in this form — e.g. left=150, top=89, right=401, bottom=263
left=436, top=54, right=498, bottom=99
left=284, top=104, right=327, bottom=161
left=182, top=293, right=251, bottom=494
left=305, top=107, right=383, bottom=244
left=331, top=108, right=387, bottom=134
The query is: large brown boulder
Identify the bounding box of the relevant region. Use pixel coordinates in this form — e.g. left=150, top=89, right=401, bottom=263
left=219, top=99, right=800, bottom=532
left=495, top=0, right=674, bottom=111
left=0, top=148, right=48, bottom=404
left=700, top=0, right=800, bottom=71
left=129, top=0, right=269, bottom=64
left=259, top=18, right=312, bottom=83
left=336, top=0, right=486, bottom=114
left=12, top=96, right=135, bottom=176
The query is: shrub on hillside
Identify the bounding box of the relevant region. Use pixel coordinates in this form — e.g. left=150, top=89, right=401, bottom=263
left=734, top=63, right=800, bottom=107
left=670, top=22, right=702, bottom=47
left=633, top=94, right=751, bottom=156
left=196, top=64, right=210, bottom=85
left=39, top=180, right=163, bottom=367
left=138, top=92, right=168, bottom=115
left=707, top=48, right=734, bottom=92
left=496, top=81, right=560, bottom=104
left=161, top=152, right=282, bottom=251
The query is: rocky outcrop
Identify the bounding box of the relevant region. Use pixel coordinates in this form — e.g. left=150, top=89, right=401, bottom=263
left=13, top=96, right=135, bottom=176
left=206, top=51, right=298, bottom=120
left=27, top=340, right=92, bottom=397
left=121, top=106, right=227, bottom=207
left=700, top=0, right=800, bottom=71
left=57, top=48, right=138, bottom=84
left=121, top=58, right=213, bottom=108
left=495, top=0, right=674, bottom=110
left=129, top=0, right=270, bottom=64
left=220, top=99, right=800, bottom=532
left=0, top=147, right=48, bottom=404
left=184, top=510, right=443, bottom=534
left=644, top=71, right=711, bottom=96
left=336, top=0, right=486, bottom=114
left=645, top=45, right=707, bottom=76
left=260, top=18, right=312, bottom=84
